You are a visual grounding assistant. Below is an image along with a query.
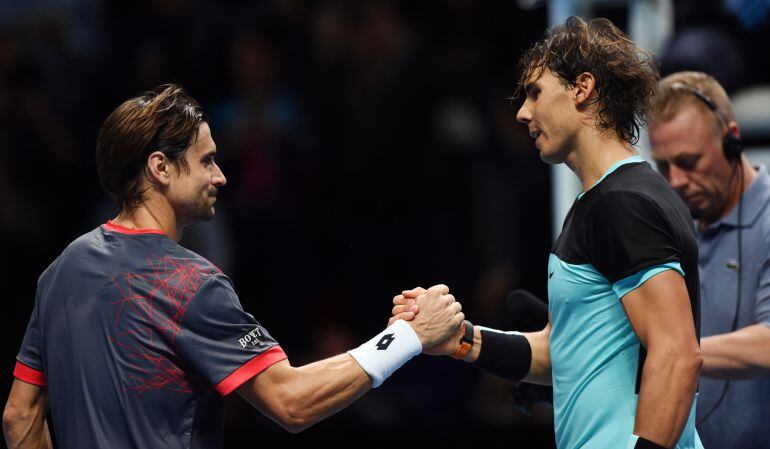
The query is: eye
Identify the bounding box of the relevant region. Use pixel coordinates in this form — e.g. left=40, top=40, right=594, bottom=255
left=674, top=155, right=699, bottom=171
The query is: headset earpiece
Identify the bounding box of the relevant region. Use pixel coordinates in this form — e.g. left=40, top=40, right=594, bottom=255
left=723, top=131, right=743, bottom=161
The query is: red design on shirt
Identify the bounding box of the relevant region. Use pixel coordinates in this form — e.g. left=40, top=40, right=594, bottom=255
left=109, top=255, right=211, bottom=394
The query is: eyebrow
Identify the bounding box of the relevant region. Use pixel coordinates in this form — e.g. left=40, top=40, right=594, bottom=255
left=524, top=83, right=537, bottom=96
left=672, top=153, right=700, bottom=163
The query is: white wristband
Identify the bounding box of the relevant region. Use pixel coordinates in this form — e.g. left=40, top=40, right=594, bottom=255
left=347, top=319, right=423, bottom=388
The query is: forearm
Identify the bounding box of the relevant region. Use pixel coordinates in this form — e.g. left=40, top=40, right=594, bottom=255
left=634, top=347, right=701, bottom=447
left=284, top=354, right=372, bottom=427
left=239, top=355, right=371, bottom=433
left=701, top=324, right=770, bottom=379
left=463, top=325, right=552, bottom=385
left=3, top=404, right=52, bottom=449
left=523, top=327, right=552, bottom=384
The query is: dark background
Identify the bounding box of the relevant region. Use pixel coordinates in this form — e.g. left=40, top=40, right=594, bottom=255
left=1, top=0, right=768, bottom=447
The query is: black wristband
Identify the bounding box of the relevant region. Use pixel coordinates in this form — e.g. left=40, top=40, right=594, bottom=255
left=635, top=437, right=668, bottom=449
left=475, top=329, right=531, bottom=381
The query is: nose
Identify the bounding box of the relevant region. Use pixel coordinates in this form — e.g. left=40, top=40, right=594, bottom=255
left=516, top=101, right=532, bottom=124
left=212, top=162, right=227, bottom=187
left=667, top=164, right=688, bottom=191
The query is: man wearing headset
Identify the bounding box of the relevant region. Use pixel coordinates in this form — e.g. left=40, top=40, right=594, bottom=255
left=649, top=71, right=770, bottom=449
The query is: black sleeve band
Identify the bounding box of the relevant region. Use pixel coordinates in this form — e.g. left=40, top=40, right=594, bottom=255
left=635, top=437, right=668, bottom=449
left=474, top=329, right=531, bottom=381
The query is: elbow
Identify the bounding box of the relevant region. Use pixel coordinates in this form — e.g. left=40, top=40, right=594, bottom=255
left=687, top=345, right=704, bottom=375
left=650, top=341, right=703, bottom=384
left=3, top=402, right=26, bottom=435
left=271, top=389, right=313, bottom=434
left=693, top=347, right=704, bottom=374
left=676, top=345, right=703, bottom=382
left=277, top=406, right=312, bottom=434
left=281, top=421, right=308, bottom=434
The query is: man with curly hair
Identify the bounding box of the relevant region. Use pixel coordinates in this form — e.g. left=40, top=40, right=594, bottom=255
left=393, top=17, right=703, bottom=449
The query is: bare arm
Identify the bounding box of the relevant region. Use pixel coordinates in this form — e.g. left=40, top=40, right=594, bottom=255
left=237, top=355, right=371, bottom=433
left=701, top=323, right=770, bottom=379
left=458, top=323, right=552, bottom=385
left=237, top=284, right=464, bottom=433
left=621, top=270, right=702, bottom=448
left=3, top=380, right=52, bottom=449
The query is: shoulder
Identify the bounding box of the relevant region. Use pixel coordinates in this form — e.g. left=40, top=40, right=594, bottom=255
left=586, top=163, right=687, bottom=228
left=37, top=227, right=104, bottom=285
left=50, top=225, right=223, bottom=279
left=170, top=246, right=225, bottom=277
left=584, top=188, right=664, bottom=227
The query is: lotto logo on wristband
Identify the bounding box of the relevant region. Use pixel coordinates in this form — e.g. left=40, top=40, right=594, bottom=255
left=376, top=334, right=395, bottom=350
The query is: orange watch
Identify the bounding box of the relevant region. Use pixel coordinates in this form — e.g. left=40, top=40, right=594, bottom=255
left=451, top=320, right=474, bottom=360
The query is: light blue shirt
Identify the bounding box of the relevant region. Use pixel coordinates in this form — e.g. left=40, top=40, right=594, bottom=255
left=549, top=157, right=702, bottom=449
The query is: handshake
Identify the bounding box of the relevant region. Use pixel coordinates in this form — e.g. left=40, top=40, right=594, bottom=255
left=388, top=284, right=466, bottom=357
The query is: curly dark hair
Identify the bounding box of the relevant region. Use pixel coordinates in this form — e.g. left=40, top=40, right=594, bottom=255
left=515, top=16, right=659, bottom=145
left=96, top=84, right=207, bottom=211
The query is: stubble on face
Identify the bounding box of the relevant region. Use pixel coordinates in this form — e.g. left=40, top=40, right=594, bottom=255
left=173, top=123, right=221, bottom=227
left=520, top=70, right=580, bottom=165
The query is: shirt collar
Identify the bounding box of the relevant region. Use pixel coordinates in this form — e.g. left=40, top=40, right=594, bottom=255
left=578, top=154, right=643, bottom=200
left=706, top=164, right=770, bottom=229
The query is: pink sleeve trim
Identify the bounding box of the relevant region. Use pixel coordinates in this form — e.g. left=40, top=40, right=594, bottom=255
left=215, top=346, right=287, bottom=396
left=103, top=221, right=165, bottom=235
left=13, top=360, right=46, bottom=386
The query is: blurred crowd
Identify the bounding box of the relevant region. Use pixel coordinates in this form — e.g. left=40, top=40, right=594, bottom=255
left=3, top=0, right=768, bottom=446
left=0, top=0, right=553, bottom=444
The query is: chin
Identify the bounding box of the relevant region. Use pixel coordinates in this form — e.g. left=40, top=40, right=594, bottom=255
left=190, top=207, right=215, bottom=224
left=539, top=150, right=564, bottom=165
left=201, top=208, right=215, bottom=222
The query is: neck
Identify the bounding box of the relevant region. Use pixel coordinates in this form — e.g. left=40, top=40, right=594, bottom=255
left=564, top=128, right=637, bottom=191
left=698, top=156, right=758, bottom=230
left=112, top=197, right=183, bottom=242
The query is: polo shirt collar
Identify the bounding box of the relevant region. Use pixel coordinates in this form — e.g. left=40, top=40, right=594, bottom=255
left=578, top=154, right=643, bottom=200
left=705, top=164, right=770, bottom=229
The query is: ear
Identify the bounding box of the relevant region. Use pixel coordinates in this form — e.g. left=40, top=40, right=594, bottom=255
left=727, top=120, right=741, bottom=140
left=573, top=72, right=597, bottom=107
left=147, top=151, right=172, bottom=186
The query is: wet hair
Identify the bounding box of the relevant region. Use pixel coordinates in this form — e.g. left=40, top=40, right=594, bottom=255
left=515, top=16, right=659, bottom=145
left=651, top=71, right=734, bottom=128
left=96, top=84, right=207, bottom=211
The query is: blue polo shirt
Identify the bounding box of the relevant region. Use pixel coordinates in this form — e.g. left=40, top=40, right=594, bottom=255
left=696, top=165, right=770, bottom=448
